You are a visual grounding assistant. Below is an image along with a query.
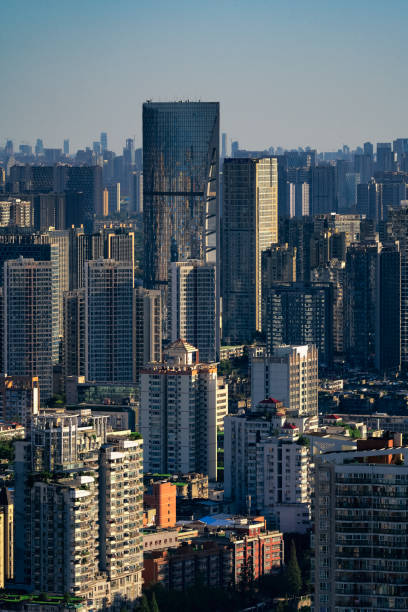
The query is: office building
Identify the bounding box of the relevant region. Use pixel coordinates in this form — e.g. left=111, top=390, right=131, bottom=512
left=64, top=165, right=103, bottom=227
left=0, top=375, right=39, bottom=427
left=85, top=259, right=134, bottom=383
left=222, top=157, right=278, bottom=343
left=311, top=165, right=337, bottom=214
left=251, top=345, right=318, bottom=418
left=100, top=132, right=108, bottom=152
left=143, top=101, right=219, bottom=295
left=263, top=282, right=333, bottom=367
left=313, top=446, right=408, bottom=611
left=0, top=487, right=13, bottom=589
left=168, top=260, right=218, bottom=362
left=35, top=139, right=44, bottom=157
left=376, top=142, right=395, bottom=172
left=107, top=182, right=120, bottom=214
left=344, top=242, right=378, bottom=369
left=63, top=139, right=69, bottom=156
left=140, top=340, right=227, bottom=480
left=354, top=153, right=373, bottom=184
left=134, top=286, right=162, bottom=378
left=32, top=193, right=66, bottom=231
left=14, top=412, right=143, bottom=609
left=4, top=257, right=59, bottom=401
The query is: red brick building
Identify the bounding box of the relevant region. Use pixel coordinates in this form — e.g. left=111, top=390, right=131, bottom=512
left=144, top=481, right=177, bottom=528
left=143, top=523, right=283, bottom=590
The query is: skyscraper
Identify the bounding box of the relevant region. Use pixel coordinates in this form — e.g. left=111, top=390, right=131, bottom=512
left=168, top=260, right=218, bottom=362
left=221, top=132, right=227, bottom=159
left=85, top=259, right=134, bottom=383
left=4, top=257, right=59, bottom=401
left=143, top=101, right=219, bottom=293
left=222, top=157, right=278, bottom=343
left=100, top=131, right=108, bottom=151
left=63, top=139, right=69, bottom=156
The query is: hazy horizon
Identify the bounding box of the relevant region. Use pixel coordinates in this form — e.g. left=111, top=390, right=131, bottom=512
left=2, top=0, right=408, bottom=154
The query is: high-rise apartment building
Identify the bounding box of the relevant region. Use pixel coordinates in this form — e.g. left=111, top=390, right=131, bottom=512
left=168, top=260, right=218, bottom=362
left=140, top=340, right=227, bottom=480
left=278, top=217, right=315, bottom=281
left=376, top=241, right=401, bottom=373
left=263, top=282, right=333, bottom=367
left=0, top=198, right=32, bottom=228
left=387, top=204, right=408, bottom=370
left=251, top=345, right=318, bottom=418
left=344, top=242, right=378, bottom=369
left=63, top=289, right=86, bottom=379
left=143, top=101, right=219, bottom=293
left=85, top=259, right=134, bottom=383
left=134, top=286, right=162, bottom=378
left=0, top=375, right=39, bottom=427
left=287, top=181, right=310, bottom=217
left=4, top=257, right=59, bottom=401
left=312, top=260, right=346, bottom=358
left=313, top=446, right=408, bottom=611
left=0, top=487, right=13, bottom=589
left=311, top=165, right=337, bottom=214
left=14, top=412, right=143, bottom=609
left=224, top=407, right=311, bottom=533
left=222, top=157, right=278, bottom=343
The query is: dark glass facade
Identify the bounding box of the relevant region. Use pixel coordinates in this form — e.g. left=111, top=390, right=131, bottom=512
left=143, top=101, right=219, bottom=289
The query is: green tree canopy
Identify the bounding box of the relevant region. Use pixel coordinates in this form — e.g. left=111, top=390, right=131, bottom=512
left=284, top=541, right=302, bottom=596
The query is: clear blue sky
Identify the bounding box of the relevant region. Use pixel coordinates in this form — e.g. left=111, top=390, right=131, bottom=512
left=1, top=0, right=407, bottom=154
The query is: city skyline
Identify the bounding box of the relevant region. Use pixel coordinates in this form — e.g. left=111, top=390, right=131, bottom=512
left=2, top=0, right=408, bottom=153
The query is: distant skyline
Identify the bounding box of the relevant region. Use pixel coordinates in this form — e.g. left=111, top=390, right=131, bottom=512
left=2, top=0, right=408, bottom=154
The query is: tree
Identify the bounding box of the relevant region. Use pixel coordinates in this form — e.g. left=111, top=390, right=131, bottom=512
left=140, top=594, right=150, bottom=612
left=284, top=541, right=302, bottom=596
left=150, top=592, right=159, bottom=612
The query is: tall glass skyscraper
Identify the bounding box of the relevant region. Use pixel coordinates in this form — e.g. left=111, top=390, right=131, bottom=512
left=143, top=101, right=219, bottom=290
